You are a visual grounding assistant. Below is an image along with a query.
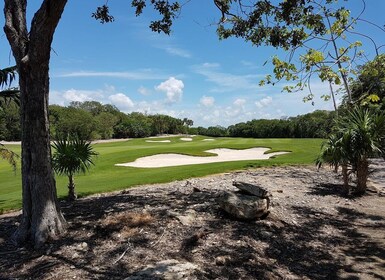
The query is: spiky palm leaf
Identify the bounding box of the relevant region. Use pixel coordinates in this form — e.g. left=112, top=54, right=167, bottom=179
left=0, top=66, right=20, bottom=107
left=320, top=106, right=385, bottom=194
left=336, top=108, right=384, bottom=161
left=52, top=135, right=98, bottom=200
left=0, top=66, right=17, bottom=85
left=52, top=136, right=97, bottom=177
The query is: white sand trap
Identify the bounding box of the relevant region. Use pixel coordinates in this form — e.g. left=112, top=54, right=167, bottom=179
left=202, top=139, right=215, bottom=141
left=115, top=147, right=290, bottom=168
left=145, top=140, right=171, bottom=143
left=180, top=138, right=193, bottom=141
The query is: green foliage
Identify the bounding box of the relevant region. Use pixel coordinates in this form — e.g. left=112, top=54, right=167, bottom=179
left=115, top=112, right=153, bottom=138
left=226, top=110, right=335, bottom=139
left=0, top=143, right=19, bottom=172
left=95, top=1, right=180, bottom=34
left=0, top=66, right=20, bottom=170
left=205, top=126, right=229, bottom=137
left=349, top=54, right=385, bottom=109
left=52, top=136, right=98, bottom=176
left=216, top=0, right=381, bottom=107
left=316, top=132, right=349, bottom=170
left=47, top=102, right=193, bottom=141
left=52, top=135, right=98, bottom=200
left=335, top=107, right=385, bottom=160
left=51, top=107, right=96, bottom=140
left=95, top=112, right=119, bottom=139
left=0, top=102, right=21, bottom=141
left=216, top=0, right=320, bottom=49
left=0, top=66, right=20, bottom=109
left=318, top=106, right=385, bottom=194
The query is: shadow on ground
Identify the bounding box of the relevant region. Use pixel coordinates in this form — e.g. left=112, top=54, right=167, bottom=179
left=1, top=170, right=385, bottom=279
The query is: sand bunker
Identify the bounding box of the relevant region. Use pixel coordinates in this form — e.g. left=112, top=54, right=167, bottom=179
left=180, top=138, right=193, bottom=141
left=115, top=147, right=290, bottom=168
left=202, top=139, right=215, bottom=141
left=145, top=140, right=171, bottom=143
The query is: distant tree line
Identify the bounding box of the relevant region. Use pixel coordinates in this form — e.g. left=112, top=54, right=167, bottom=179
left=0, top=99, right=336, bottom=141
left=192, top=110, right=336, bottom=138
left=48, top=101, right=193, bottom=140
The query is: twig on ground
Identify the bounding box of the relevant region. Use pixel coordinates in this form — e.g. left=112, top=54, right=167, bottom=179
left=32, top=261, right=59, bottom=275
left=0, top=248, right=26, bottom=255
left=112, top=239, right=131, bottom=265
left=150, top=225, right=168, bottom=247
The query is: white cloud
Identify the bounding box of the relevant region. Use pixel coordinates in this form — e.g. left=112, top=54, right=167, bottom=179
left=233, top=98, right=246, bottom=106
left=192, top=63, right=264, bottom=93
left=202, top=62, right=221, bottom=68
left=109, top=93, right=134, bottom=110
left=165, top=47, right=192, bottom=58
left=63, top=89, right=93, bottom=102
left=50, top=85, right=132, bottom=111
left=200, top=95, right=215, bottom=107
left=155, top=77, right=184, bottom=103
left=138, top=86, right=151, bottom=96
left=255, top=96, right=273, bottom=108
left=54, top=88, right=105, bottom=103
left=56, top=69, right=169, bottom=80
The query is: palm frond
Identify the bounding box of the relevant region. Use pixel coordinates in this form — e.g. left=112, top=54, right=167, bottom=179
left=0, top=66, right=18, bottom=87
left=0, top=143, right=19, bottom=172
left=52, top=135, right=98, bottom=176
left=0, top=66, right=20, bottom=108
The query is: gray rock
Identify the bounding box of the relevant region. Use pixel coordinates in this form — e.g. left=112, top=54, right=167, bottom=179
left=215, top=255, right=231, bottom=266
left=125, top=259, right=201, bottom=280
left=176, top=210, right=196, bottom=226
left=218, top=191, right=269, bottom=220
left=259, top=230, right=273, bottom=239
left=232, top=181, right=270, bottom=197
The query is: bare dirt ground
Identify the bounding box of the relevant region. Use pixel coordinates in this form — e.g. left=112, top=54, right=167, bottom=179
left=1, top=161, right=384, bottom=280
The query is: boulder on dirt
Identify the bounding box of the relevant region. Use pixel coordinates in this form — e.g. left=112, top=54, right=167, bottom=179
left=125, top=259, right=201, bottom=280
left=218, top=191, right=269, bottom=220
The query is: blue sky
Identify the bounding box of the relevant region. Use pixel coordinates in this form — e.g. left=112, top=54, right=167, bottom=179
left=0, top=0, right=384, bottom=127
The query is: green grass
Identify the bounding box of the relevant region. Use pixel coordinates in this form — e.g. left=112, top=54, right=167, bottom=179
left=0, top=136, right=323, bottom=212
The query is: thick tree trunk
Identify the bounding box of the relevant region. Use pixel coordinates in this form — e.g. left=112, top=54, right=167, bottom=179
left=4, top=0, right=68, bottom=248
left=68, top=175, right=77, bottom=201
left=355, top=159, right=369, bottom=195
left=12, top=64, right=66, bottom=247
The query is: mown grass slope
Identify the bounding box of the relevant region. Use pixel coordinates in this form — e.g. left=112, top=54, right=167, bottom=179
left=0, top=136, right=323, bottom=212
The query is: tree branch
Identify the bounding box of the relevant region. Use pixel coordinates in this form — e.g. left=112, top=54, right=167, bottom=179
left=3, top=0, right=28, bottom=63
left=28, top=0, right=68, bottom=60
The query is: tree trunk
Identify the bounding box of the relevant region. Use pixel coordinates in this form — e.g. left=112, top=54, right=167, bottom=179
left=12, top=68, right=67, bottom=247
left=355, top=159, right=369, bottom=195
left=341, top=164, right=350, bottom=196
left=68, top=175, right=77, bottom=201
left=4, top=0, right=68, bottom=248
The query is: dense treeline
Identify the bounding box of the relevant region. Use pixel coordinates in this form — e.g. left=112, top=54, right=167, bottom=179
left=47, top=101, right=193, bottom=140
left=195, top=110, right=336, bottom=138
left=0, top=100, right=335, bottom=141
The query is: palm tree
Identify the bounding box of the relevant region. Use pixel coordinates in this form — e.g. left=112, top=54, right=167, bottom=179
left=318, top=106, right=385, bottom=195
left=342, top=107, right=385, bottom=194
left=316, top=132, right=351, bottom=195
left=52, top=135, right=98, bottom=201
